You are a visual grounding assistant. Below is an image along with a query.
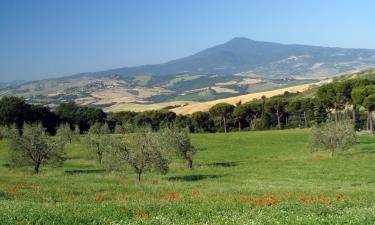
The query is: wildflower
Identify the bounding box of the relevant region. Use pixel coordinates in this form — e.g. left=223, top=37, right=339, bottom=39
left=120, top=206, right=128, bottom=212
left=162, top=192, right=181, bottom=201
left=265, top=201, right=273, bottom=206
left=317, top=195, right=329, bottom=202
left=121, top=195, right=131, bottom=201
left=16, top=183, right=33, bottom=188
left=336, top=195, right=345, bottom=201
left=299, top=194, right=314, bottom=204
left=135, top=210, right=149, bottom=218
left=191, top=190, right=200, bottom=197
left=95, top=194, right=104, bottom=201
left=4, top=189, right=19, bottom=194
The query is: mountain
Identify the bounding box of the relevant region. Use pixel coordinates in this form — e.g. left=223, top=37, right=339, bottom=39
left=2, top=38, right=375, bottom=110
left=70, top=37, right=375, bottom=79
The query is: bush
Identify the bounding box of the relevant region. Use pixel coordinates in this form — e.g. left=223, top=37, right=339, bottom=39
left=309, top=119, right=356, bottom=157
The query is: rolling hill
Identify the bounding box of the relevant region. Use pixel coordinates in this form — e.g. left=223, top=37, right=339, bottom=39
left=1, top=38, right=375, bottom=109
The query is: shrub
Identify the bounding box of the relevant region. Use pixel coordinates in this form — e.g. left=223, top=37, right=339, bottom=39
left=309, top=120, right=356, bottom=157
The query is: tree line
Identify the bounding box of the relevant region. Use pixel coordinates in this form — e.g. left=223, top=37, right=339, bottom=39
left=107, top=77, right=375, bottom=134
left=0, top=76, right=374, bottom=135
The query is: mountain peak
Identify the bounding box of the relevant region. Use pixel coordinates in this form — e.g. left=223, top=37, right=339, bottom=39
left=227, top=37, right=255, bottom=44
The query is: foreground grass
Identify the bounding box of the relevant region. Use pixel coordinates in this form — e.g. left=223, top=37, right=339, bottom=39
left=0, top=129, right=375, bottom=224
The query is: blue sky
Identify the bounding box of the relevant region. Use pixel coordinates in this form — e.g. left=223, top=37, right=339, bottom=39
left=1, top=0, right=375, bottom=82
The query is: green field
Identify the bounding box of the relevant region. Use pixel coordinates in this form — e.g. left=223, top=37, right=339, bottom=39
left=0, top=129, right=375, bottom=224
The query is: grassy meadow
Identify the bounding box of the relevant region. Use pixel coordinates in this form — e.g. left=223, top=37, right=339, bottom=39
left=0, top=129, right=375, bottom=224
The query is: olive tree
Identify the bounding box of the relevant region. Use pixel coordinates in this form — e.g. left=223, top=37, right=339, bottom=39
left=74, top=124, right=80, bottom=136
left=0, top=126, right=8, bottom=140
left=309, top=120, right=356, bottom=158
left=109, top=129, right=168, bottom=181
left=9, top=123, right=65, bottom=173
left=114, top=124, right=126, bottom=134
left=161, top=128, right=196, bottom=169
left=56, top=123, right=74, bottom=143
left=86, top=123, right=111, bottom=164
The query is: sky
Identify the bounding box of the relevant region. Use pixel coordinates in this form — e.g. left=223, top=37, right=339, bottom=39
left=1, top=0, right=375, bottom=82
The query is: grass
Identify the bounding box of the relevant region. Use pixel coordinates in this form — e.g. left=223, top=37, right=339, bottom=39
left=134, top=75, right=152, bottom=86
left=0, top=129, right=375, bottom=224
left=162, top=75, right=201, bottom=88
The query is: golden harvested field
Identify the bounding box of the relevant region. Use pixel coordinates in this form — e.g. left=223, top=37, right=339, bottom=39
left=104, top=101, right=194, bottom=112
left=172, top=83, right=313, bottom=115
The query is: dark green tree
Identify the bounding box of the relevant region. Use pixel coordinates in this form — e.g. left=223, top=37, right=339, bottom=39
left=233, top=104, right=248, bottom=131
left=209, top=103, right=235, bottom=133
left=265, top=98, right=289, bottom=129
left=352, top=86, right=375, bottom=133
left=191, top=111, right=211, bottom=132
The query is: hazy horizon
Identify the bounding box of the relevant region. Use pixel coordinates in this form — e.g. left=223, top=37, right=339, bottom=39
left=1, top=0, right=375, bottom=82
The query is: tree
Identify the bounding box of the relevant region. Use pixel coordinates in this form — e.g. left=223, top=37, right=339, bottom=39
left=114, top=124, right=126, bottom=134
left=352, top=86, right=375, bottom=133
left=75, top=107, right=107, bottom=133
left=55, top=101, right=79, bottom=125
left=29, top=105, right=60, bottom=135
left=336, top=80, right=356, bottom=121
left=110, top=129, right=169, bottom=181
left=0, top=96, right=32, bottom=129
left=133, top=110, right=176, bottom=130
left=173, top=115, right=193, bottom=131
left=162, top=128, right=196, bottom=169
left=0, top=126, right=8, bottom=140
left=209, top=103, right=234, bottom=133
left=9, top=123, right=65, bottom=173
left=317, top=83, right=342, bottom=124
left=363, top=94, right=375, bottom=133
left=56, top=101, right=107, bottom=133
left=191, top=111, right=211, bottom=132
left=287, top=98, right=314, bottom=128
left=260, top=96, right=270, bottom=129
left=73, top=124, right=80, bottom=136
left=265, top=98, right=289, bottom=129
left=233, top=104, right=248, bottom=131
left=86, top=123, right=111, bottom=164
left=56, top=123, right=74, bottom=143
left=309, top=120, right=356, bottom=158
left=245, top=101, right=263, bottom=130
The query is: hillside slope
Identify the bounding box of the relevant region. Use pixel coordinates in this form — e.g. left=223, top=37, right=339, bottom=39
left=171, top=83, right=315, bottom=115
left=70, top=37, right=375, bottom=79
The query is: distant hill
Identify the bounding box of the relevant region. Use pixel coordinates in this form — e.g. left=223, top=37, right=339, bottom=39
left=2, top=38, right=375, bottom=109
left=70, top=37, right=375, bottom=79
